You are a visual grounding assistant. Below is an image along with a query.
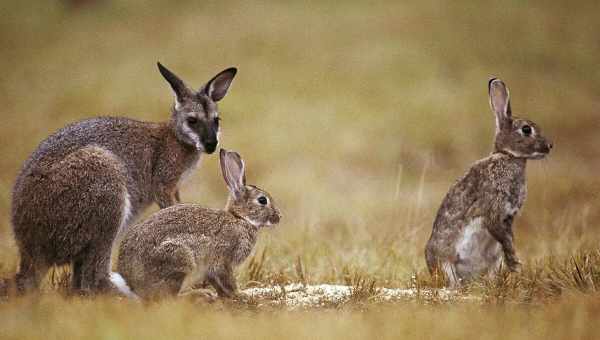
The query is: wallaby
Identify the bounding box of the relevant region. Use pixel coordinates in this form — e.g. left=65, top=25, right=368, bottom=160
left=425, top=78, right=553, bottom=286
left=11, top=62, right=237, bottom=294
left=112, top=149, right=281, bottom=300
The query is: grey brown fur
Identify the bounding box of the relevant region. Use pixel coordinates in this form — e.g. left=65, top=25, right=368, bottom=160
left=113, top=149, right=281, bottom=300
left=425, top=78, right=553, bottom=286
left=11, top=62, right=237, bottom=294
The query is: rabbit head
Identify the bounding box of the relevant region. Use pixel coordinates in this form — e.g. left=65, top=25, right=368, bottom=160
left=220, top=149, right=281, bottom=227
left=158, top=62, right=237, bottom=154
left=489, top=78, right=553, bottom=159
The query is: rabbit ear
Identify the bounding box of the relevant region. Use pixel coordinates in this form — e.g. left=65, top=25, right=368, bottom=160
left=202, top=67, right=237, bottom=102
left=157, top=62, right=193, bottom=104
left=220, top=149, right=246, bottom=198
left=488, top=78, right=512, bottom=129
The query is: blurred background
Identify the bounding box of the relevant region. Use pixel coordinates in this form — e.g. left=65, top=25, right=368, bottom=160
left=0, top=0, right=598, bottom=286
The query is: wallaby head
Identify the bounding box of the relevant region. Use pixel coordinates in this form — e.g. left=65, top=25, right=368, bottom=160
left=489, top=78, right=553, bottom=159
left=157, top=62, right=237, bottom=154
left=220, top=149, right=281, bottom=227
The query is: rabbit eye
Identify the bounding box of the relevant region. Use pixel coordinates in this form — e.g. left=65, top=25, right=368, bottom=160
left=257, top=196, right=268, bottom=205
left=521, top=125, right=532, bottom=136
left=187, top=117, right=198, bottom=125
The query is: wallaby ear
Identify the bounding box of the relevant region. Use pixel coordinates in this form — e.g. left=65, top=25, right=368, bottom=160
left=202, top=67, right=237, bottom=102
left=488, top=78, right=512, bottom=129
left=220, top=149, right=246, bottom=198
left=157, top=62, right=193, bottom=104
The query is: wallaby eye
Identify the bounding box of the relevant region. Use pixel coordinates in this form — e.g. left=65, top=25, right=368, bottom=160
left=521, top=125, right=532, bottom=136
left=257, top=196, right=268, bottom=205
left=187, top=117, right=198, bottom=125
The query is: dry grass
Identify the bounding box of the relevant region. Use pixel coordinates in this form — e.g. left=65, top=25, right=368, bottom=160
left=1, top=285, right=600, bottom=340
left=1, top=0, right=599, bottom=338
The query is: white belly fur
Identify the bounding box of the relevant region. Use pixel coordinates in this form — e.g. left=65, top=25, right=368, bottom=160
left=455, top=217, right=503, bottom=280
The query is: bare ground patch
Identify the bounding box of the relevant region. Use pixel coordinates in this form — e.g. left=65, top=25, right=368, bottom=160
left=240, top=283, right=476, bottom=309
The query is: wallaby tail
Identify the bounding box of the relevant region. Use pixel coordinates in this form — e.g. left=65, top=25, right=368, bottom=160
left=109, top=272, right=139, bottom=300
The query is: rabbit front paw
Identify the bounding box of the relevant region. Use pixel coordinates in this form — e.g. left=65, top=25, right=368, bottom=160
left=180, top=288, right=218, bottom=303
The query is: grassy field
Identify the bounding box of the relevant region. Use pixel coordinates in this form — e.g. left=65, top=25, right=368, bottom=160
left=1, top=0, right=599, bottom=339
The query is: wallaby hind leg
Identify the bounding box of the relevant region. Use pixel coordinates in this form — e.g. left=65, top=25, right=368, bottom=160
left=72, top=258, right=84, bottom=291
left=78, top=241, right=117, bottom=293
left=12, top=145, right=130, bottom=295
left=78, top=226, right=124, bottom=293
left=54, top=146, right=130, bottom=294
left=15, top=253, right=49, bottom=294
left=77, top=192, right=128, bottom=294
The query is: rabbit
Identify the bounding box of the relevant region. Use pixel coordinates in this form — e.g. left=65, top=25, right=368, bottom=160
left=11, top=62, right=237, bottom=294
left=424, top=78, right=553, bottom=286
left=112, top=149, right=282, bottom=300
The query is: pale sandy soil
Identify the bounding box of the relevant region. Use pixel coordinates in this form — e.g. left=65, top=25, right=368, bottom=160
left=240, top=283, right=473, bottom=309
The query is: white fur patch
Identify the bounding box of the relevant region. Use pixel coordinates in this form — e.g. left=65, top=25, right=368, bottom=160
left=455, top=217, right=503, bottom=277
left=110, top=189, right=132, bottom=256
left=504, top=148, right=547, bottom=159
left=119, top=189, right=132, bottom=232
left=530, top=152, right=547, bottom=159
left=456, top=217, right=485, bottom=258
left=181, top=123, right=203, bottom=151
left=502, top=148, right=527, bottom=158
left=242, top=217, right=263, bottom=227
left=109, top=188, right=132, bottom=273
left=109, top=272, right=139, bottom=300
left=504, top=202, right=519, bottom=217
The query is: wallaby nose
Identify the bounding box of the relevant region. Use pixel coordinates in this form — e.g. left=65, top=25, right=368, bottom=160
left=204, top=140, right=218, bottom=154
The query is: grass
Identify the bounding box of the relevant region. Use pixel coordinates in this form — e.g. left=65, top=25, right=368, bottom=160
left=1, top=283, right=600, bottom=340
left=1, top=0, right=600, bottom=338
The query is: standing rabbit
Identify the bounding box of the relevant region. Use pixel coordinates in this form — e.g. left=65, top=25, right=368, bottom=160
left=112, top=149, right=281, bottom=300
left=425, top=78, right=553, bottom=286
left=11, top=62, right=237, bottom=294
